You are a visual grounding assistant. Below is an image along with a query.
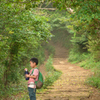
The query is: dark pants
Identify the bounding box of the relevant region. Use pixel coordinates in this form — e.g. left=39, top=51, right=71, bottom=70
left=28, top=87, right=36, bottom=100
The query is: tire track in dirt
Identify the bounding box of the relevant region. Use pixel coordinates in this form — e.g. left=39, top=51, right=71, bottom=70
left=37, top=43, right=100, bottom=100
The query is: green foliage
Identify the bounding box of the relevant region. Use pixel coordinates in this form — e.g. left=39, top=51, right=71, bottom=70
left=68, top=35, right=88, bottom=63
left=0, top=78, right=27, bottom=99
left=0, top=2, right=52, bottom=98
left=43, top=55, right=62, bottom=89
left=28, top=10, right=72, bottom=49
left=47, top=10, right=68, bottom=29
left=46, top=10, right=72, bottom=49
left=58, top=0, right=100, bottom=61
left=52, top=0, right=100, bottom=24
left=43, top=71, right=61, bottom=89
left=86, top=77, right=100, bottom=89
left=68, top=50, right=88, bottom=63
left=1, top=0, right=100, bottom=97
left=72, top=53, right=100, bottom=89
left=71, top=35, right=88, bottom=52
left=88, top=35, right=100, bottom=61
left=80, top=55, right=95, bottom=69
left=45, top=55, right=54, bottom=71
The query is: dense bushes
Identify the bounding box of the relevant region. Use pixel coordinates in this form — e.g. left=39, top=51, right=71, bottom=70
left=43, top=55, right=62, bottom=89
left=87, top=77, right=100, bottom=89
left=0, top=2, right=52, bottom=97
left=1, top=1, right=100, bottom=98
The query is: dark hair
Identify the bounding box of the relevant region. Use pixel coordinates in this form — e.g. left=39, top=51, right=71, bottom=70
left=30, top=58, right=38, bottom=65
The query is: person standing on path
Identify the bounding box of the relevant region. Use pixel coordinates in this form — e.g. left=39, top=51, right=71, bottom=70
left=25, top=58, right=39, bottom=100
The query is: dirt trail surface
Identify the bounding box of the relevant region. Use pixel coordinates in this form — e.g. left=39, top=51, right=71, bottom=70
left=37, top=43, right=100, bottom=100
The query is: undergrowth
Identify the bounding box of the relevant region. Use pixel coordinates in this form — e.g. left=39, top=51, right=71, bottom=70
left=43, top=55, right=62, bottom=89
left=80, top=58, right=100, bottom=89
left=68, top=51, right=100, bottom=89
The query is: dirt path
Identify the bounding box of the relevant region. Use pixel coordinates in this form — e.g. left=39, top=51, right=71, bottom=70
left=37, top=43, right=100, bottom=100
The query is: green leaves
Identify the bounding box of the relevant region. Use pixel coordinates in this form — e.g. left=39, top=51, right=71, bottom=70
left=0, top=1, right=52, bottom=93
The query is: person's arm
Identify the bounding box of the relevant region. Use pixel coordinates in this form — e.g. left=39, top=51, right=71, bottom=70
left=26, top=69, right=39, bottom=79
left=26, top=74, right=37, bottom=79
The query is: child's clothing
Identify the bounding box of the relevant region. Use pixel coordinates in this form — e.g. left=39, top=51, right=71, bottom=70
left=28, top=68, right=39, bottom=100
left=28, top=87, right=36, bottom=100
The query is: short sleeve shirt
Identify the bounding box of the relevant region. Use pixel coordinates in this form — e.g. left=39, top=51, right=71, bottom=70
left=28, top=68, right=39, bottom=88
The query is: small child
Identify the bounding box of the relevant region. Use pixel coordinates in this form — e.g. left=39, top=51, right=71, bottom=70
left=25, top=58, right=39, bottom=100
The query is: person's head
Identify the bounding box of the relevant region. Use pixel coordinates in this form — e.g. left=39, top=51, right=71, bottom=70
left=30, top=58, right=38, bottom=68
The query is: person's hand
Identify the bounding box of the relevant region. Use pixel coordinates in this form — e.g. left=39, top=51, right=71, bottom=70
left=26, top=74, right=29, bottom=78
left=24, top=68, right=28, bottom=71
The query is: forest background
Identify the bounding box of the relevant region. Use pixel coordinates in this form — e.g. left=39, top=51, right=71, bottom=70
left=0, top=0, right=100, bottom=99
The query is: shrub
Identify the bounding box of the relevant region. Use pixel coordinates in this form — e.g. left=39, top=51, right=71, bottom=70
left=86, top=77, right=100, bottom=89
left=45, top=55, right=54, bottom=71
left=43, top=55, right=62, bottom=89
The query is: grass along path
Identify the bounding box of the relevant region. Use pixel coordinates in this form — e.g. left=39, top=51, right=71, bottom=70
left=37, top=43, right=100, bottom=100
